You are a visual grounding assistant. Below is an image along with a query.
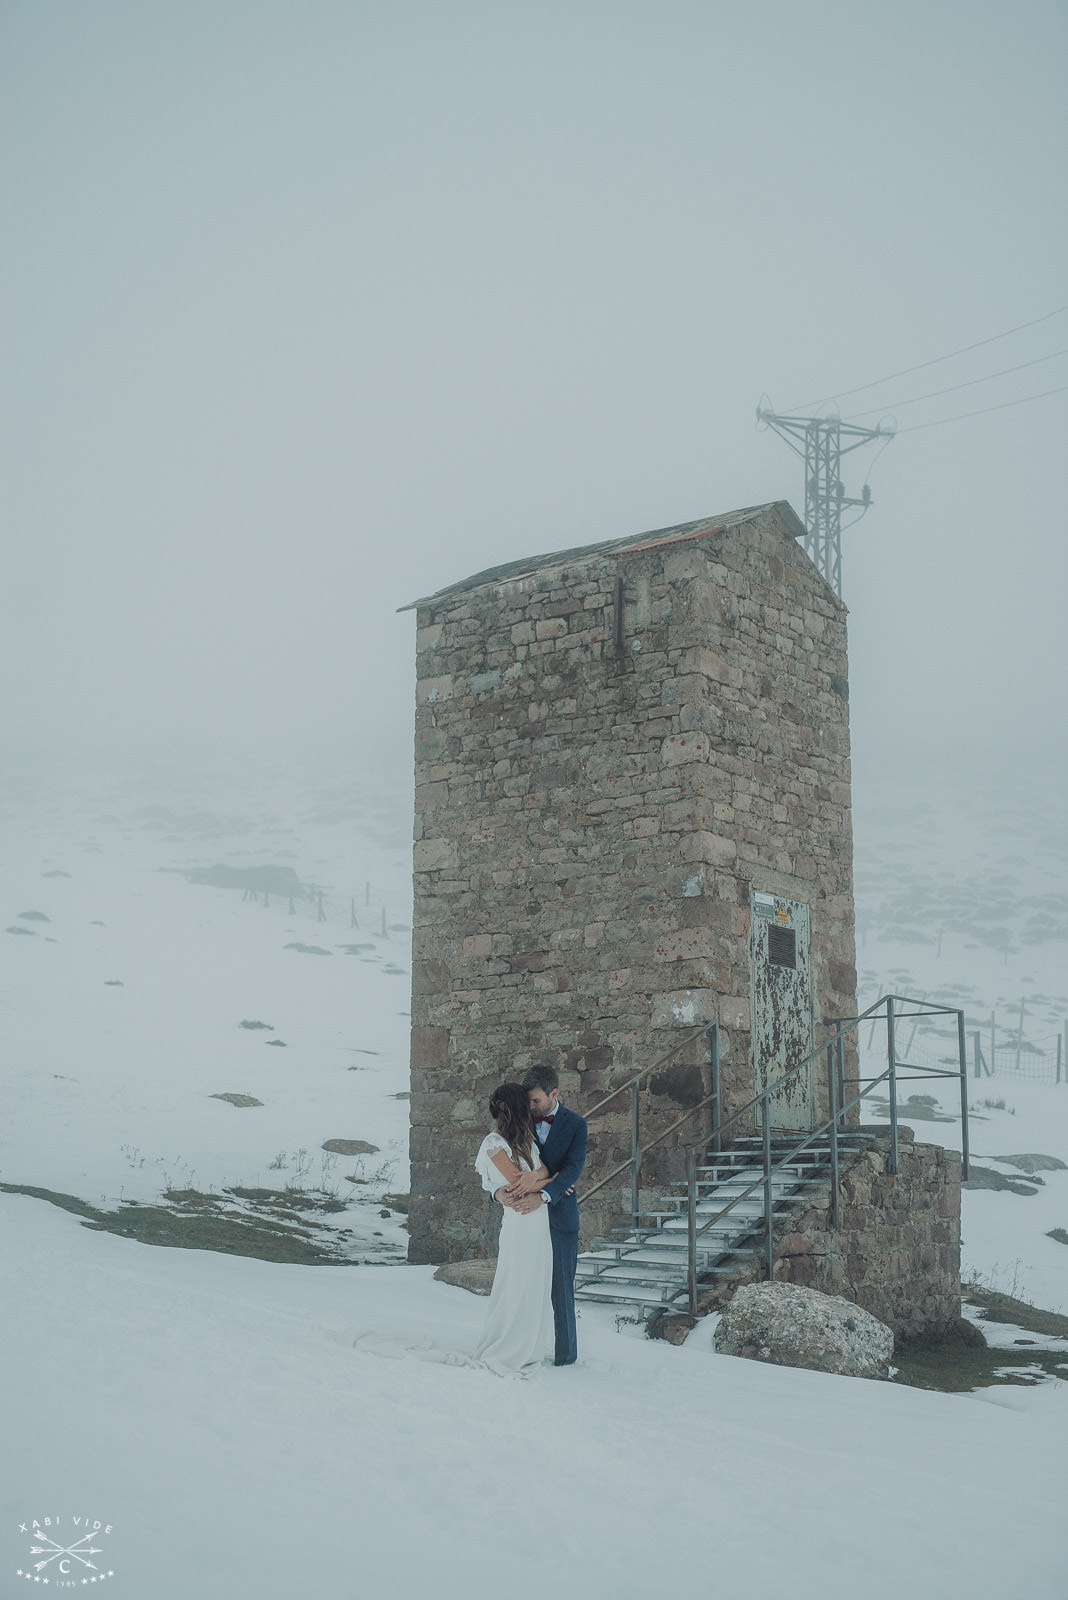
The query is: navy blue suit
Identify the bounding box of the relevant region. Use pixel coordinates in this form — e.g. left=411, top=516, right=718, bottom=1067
left=535, top=1103, right=588, bottom=1365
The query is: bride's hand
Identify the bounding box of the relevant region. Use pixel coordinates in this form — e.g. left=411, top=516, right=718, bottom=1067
left=506, top=1170, right=539, bottom=1197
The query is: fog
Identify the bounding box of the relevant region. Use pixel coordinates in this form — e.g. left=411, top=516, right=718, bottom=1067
left=3, top=1, right=1066, bottom=793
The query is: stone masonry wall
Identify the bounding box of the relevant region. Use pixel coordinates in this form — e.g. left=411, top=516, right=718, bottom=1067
left=772, top=1127, right=962, bottom=1338
left=407, top=504, right=860, bottom=1263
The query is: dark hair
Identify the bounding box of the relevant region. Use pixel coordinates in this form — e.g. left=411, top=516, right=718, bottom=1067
left=488, top=1082, right=535, bottom=1168
left=520, top=1064, right=559, bottom=1095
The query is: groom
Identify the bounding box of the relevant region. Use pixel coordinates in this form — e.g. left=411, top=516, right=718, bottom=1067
left=497, top=1065, right=588, bottom=1366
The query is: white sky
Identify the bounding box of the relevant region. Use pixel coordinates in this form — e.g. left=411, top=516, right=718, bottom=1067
left=3, top=1, right=1066, bottom=787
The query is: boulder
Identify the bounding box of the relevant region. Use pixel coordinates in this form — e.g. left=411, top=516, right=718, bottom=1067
left=433, top=1259, right=497, bottom=1296
left=714, top=1281, right=893, bottom=1379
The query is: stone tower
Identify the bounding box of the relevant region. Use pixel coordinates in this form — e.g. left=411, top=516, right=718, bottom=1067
left=403, top=502, right=857, bottom=1264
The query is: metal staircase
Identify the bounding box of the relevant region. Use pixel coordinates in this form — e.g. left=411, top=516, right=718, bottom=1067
left=572, top=994, right=970, bottom=1323
left=575, top=1131, right=876, bottom=1315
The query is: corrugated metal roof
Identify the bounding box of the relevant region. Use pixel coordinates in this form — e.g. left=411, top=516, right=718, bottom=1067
left=398, top=501, right=806, bottom=612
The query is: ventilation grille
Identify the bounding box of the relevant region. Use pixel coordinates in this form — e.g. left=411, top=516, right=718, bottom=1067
left=768, top=924, right=796, bottom=968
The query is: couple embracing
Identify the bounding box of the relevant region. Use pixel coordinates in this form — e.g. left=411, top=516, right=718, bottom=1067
left=472, top=1065, right=588, bottom=1376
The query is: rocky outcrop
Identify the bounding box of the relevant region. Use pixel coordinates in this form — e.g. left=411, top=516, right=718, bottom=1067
left=714, top=1281, right=894, bottom=1379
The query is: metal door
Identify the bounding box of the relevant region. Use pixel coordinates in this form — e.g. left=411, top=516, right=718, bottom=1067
left=750, top=892, right=814, bottom=1131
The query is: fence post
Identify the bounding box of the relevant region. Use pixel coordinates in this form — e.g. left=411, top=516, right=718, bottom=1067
left=887, top=996, right=899, bottom=1176
left=972, top=1030, right=981, bottom=1080
left=1058, top=1032, right=1064, bottom=1085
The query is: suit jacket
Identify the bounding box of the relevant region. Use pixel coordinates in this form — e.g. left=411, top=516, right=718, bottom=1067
left=536, top=1104, right=588, bottom=1235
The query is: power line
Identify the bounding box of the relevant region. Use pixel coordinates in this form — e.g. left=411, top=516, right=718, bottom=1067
left=845, top=348, right=1068, bottom=419
left=786, top=304, right=1068, bottom=411
left=896, top=384, right=1068, bottom=434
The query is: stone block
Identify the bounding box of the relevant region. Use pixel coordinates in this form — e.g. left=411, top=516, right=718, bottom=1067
left=417, top=674, right=454, bottom=704
left=660, top=733, right=711, bottom=767
left=414, top=838, right=459, bottom=873
left=650, top=989, right=717, bottom=1028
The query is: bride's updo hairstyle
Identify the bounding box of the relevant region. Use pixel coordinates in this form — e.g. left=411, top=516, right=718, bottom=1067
left=488, top=1082, right=536, bottom=1169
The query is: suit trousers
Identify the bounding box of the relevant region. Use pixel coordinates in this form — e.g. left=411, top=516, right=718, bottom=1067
left=549, top=1228, right=578, bottom=1364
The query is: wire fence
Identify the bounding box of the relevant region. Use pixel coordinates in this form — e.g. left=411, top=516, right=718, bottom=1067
left=195, top=864, right=413, bottom=958
left=857, top=1018, right=1068, bottom=1084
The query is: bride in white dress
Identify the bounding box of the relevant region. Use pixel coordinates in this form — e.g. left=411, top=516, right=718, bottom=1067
left=472, top=1082, right=554, bottom=1376
left=350, top=1084, right=553, bottom=1376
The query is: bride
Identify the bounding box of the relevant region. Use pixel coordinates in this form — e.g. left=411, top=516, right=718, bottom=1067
left=472, top=1082, right=554, bottom=1375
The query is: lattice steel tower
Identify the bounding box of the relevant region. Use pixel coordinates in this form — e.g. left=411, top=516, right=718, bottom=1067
left=757, top=408, right=894, bottom=598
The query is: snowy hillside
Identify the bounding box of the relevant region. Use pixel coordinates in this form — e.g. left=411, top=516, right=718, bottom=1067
left=2, top=757, right=1066, bottom=1598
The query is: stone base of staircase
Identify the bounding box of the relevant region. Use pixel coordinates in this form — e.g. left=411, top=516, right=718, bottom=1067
left=576, top=1123, right=961, bottom=1341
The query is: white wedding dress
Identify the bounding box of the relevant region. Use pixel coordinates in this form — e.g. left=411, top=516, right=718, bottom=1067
left=349, top=1132, right=553, bottom=1378
left=471, top=1132, right=554, bottom=1376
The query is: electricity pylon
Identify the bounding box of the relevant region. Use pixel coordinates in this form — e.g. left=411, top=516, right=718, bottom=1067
left=756, top=408, right=895, bottom=598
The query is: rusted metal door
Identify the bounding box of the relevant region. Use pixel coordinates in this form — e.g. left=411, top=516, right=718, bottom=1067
left=750, top=892, right=814, bottom=1130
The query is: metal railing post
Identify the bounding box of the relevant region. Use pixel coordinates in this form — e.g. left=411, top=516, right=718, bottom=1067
left=762, top=1096, right=774, bottom=1280
left=687, top=1147, right=698, bottom=1320
left=827, top=1042, right=840, bottom=1230
left=956, top=1009, right=970, bottom=1181
left=835, top=1030, right=846, bottom=1119
left=706, top=1024, right=721, bottom=1155
left=630, top=1080, right=641, bottom=1231
left=887, top=996, right=899, bottom=1175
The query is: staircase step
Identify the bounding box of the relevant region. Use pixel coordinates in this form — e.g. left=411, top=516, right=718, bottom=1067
left=575, top=1283, right=678, bottom=1305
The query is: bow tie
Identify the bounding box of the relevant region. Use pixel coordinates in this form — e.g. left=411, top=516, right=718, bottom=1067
left=537, top=1113, right=556, bottom=1126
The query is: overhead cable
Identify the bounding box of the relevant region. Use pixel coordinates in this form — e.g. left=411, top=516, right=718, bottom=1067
left=845, top=348, right=1068, bottom=419
left=786, top=304, right=1068, bottom=411
left=896, top=384, right=1068, bottom=433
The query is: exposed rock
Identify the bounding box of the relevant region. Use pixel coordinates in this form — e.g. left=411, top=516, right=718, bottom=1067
left=1048, top=1228, right=1068, bottom=1247
left=963, top=1164, right=1040, bottom=1196
left=210, top=1093, right=263, bottom=1108
left=284, top=943, right=332, bottom=956
left=6, top=926, right=35, bottom=936
left=996, top=1153, right=1067, bottom=1174
left=434, top=1259, right=496, bottom=1295
left=714, top=1281, right=894, bottom=1379
left=239, top=1020, right=274, bottom=1030
left=322, top=1138, right=379, bottom=1155
left=19, top=911, right=51, bottom=921
left=652, top=1314, right=696, bottom=1346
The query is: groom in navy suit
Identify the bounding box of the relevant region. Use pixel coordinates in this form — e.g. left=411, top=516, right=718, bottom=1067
left=498, top=1065, right=588, bottom=1366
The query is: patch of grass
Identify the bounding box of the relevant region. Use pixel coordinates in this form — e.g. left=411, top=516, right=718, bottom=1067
left=892, top=1294, right=1068, bottom=1393
left=965, top=1286, right=1068, bottom=1338
left=893, top=1341, right=1068, bottom=1393
left=1, top=1181, right=355, bottom=1265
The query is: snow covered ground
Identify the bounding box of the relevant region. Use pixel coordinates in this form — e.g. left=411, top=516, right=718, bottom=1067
left=3, top=757, right=1066, bottom=1596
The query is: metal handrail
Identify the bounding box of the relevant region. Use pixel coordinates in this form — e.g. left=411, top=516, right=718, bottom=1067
left=575, top=993, right=970, bottom=1319
left=583, top=1028, right=706, bottom=1121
